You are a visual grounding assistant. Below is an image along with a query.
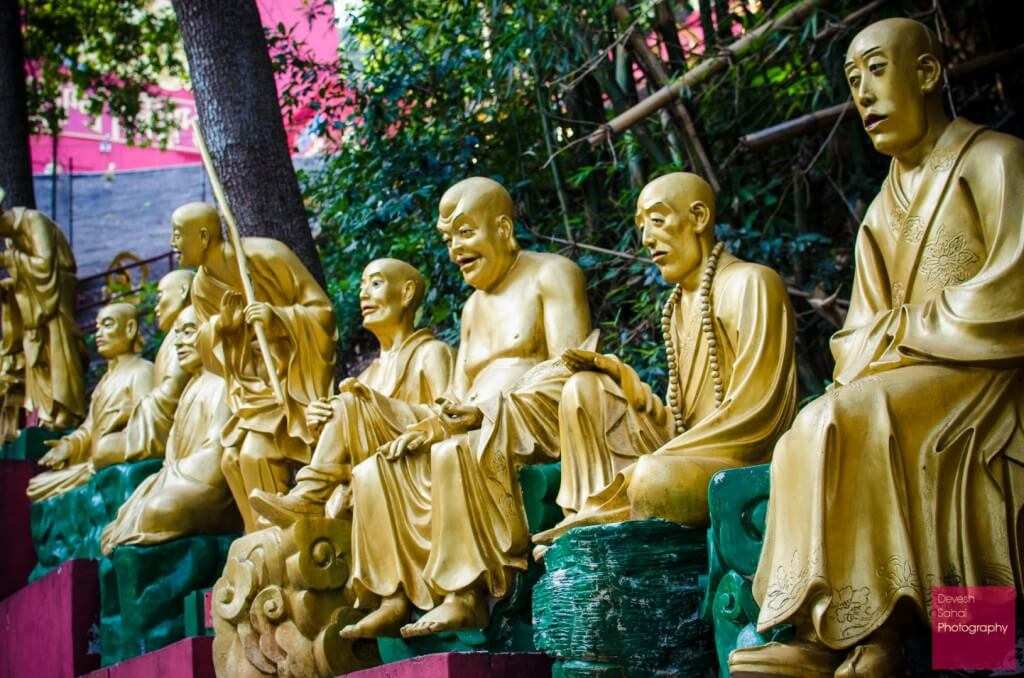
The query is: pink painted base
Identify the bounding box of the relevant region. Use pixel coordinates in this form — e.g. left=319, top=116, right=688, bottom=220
left=346, top=652, right=553, bottom=678
left=0, top=460, right=37, bottom=599
left=0, top=559, right=99, bottom=678
left=81, top=637, right=214, bottom=678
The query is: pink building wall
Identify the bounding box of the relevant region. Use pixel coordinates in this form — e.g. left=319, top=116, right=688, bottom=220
left=29, top=1, right=340, bottom=174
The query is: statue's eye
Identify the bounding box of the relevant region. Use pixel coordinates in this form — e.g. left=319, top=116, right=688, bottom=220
left=868, top=61, right=886, bottom=75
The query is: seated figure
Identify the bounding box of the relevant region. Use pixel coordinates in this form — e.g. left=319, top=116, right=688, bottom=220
left=730, top=19, right=1024, bottom=678
left=27, top=303, right=154, bottom=502
left=100, top=306, right=241, bottom=551
left=118, top=269, right=195, bottom=463
left=340, top=177, right=593, bottom=640
left=251, top=257, right=454, bottom=522
left=534, top=172, right=796, bottom=546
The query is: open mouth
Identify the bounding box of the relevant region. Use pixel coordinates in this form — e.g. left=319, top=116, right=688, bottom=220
left=360, top=304, right=378, bottom=315
left=863, top=112, right=887, bottom=131
left=456, top=254, right=481, bottom=271
left=651, top=250, right=669, bottom=263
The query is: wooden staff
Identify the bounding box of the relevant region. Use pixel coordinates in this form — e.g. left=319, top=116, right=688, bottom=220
left=191, top=119, right=286, bottom=405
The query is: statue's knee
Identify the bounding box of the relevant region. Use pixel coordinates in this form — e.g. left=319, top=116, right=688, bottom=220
left=429, top=437, right=460, bottom=472
left=628, top=456, right=711, bottom=527
left=562, top=371, right=604, bottom=409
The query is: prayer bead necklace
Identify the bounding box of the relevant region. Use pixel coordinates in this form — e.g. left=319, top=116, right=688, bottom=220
left=661, top=241, right=726, bottom=432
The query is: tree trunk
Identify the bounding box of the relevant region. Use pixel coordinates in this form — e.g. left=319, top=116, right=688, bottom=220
left=170, top=0, right=324, bottom=286
left=0, top=0, right=35, bottom=209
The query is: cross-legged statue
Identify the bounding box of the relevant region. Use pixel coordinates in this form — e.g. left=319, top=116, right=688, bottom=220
left=533, top=172, right=797, bottom=548
left=250, top=257, right=453, bottom=524
left=341, top=177, right=593, bottom=640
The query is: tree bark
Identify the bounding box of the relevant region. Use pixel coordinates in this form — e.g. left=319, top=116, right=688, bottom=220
left=170, top=0, right=324, bottom=286
left=0, top=0, right=35, bottom=209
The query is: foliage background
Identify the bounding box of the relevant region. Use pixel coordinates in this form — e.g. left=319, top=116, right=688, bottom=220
left=282, top=0, right=1022, bottom=398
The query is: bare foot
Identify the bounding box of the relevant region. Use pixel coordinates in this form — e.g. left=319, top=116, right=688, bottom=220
left=340, top=595, right=410, bottom=639
left=399, top=590, right=487, bottom=638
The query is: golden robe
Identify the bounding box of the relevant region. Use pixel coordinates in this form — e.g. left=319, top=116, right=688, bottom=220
left=753, top=118, right=1024, bottom=649
left=4, top=209, right=85, bottom=426
left=192, top=237, right=336, bottom=459
left=0, top=282, right=24, bottom=443
left=350, top=333, right=598, bottom=611
left=120, top=331, right=184, bottom=462
left=27, top=354, right=154, bottom=501
left=100, top=370, right=241, bottom=552
left=542, top=255, right=797, bottom=536
left=291, top=328, right=453, bottom=504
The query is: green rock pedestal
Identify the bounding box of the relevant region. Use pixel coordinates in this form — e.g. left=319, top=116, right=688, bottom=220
left=0, top=426, right=63, bottom=461
left=701, top=464, right=791, bottom=678
left=534, top=519, right=714, bottom=677
left=377, top=462, right=562, bottom=663
left=29, top=459, right=162, bottom=580
left=100, top=534, right=237, bottom=666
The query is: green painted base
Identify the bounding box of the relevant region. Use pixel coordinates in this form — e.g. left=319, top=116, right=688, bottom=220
left=376, top=462, right=562, bottom=663
left=0, top=426, right=64, bottom=461
left=100, top=534, right=237, bottom=666
left=29, top=460, right=163, bottom=580
left=702, top=464, right=792, bottom=678
left=534, top=519, right=715, bottom=677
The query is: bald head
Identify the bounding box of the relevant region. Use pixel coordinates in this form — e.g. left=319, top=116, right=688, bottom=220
left=364, top=258, right=426, bottom=310
left=845, top=18, right=948, bottom=158
left=170, top=202, right=223, bottom=268
left=848, top=18, right=943, bottom=69
left=438, top=177, right=515, bottom=227
left=96, top=303, right=142, bottom=358
left=155, top=269, right=195, bottom=332
left=637, top=173, right=716, bottom=224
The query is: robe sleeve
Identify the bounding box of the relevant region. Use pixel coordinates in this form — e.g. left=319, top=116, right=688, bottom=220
left=9, top=217, right=60, bottom=319
left=874, top=134, right=1024, bottom=370
left=653, top=264, right=796, bottom=464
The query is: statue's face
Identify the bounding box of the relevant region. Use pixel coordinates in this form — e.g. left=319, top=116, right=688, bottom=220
left=95, top=307, right=136, bottom=359
left=845, top=25, right=935, bottom=157
left=437, top=208, right=515, bottom=291
left=155, top=274, right=190, bottom=332
left=172, top=308, right=202, bottom=374
left=170, top=218, right=207, bottom=268
left=636, top=190, right=707, bottom=285
left=359, top=260, right=407, bottom=331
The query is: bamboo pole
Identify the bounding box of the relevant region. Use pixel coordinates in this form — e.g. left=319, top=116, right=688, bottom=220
left=588, top=0, right=830, bottom=145
left=191, top=120, right=286, bottom=405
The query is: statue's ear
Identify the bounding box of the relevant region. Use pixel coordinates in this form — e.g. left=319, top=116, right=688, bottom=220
left=917, top=53, right=943, bottom=95
left=400, top=279, right=417, bottom=310
left=690, top=201, right=712, bottom=233
left=125, top=317, right=138, bottom=341
left=496, top=214, right=514, bottom=243
left=199, top=227, right=210, bottom=248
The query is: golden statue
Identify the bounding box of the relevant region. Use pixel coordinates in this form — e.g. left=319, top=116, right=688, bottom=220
left=119, top=269, right=194, bottom=463
left=0, top=188, right=86, bottom=430
left=0, top=276, right=25, bottom=442
left=100, top=305, right=241, bottom=552
left=341, top=177, right=593, bottom=640
left=27, top=303, right=154, bottom=502
left=169, top=202, right=336, bottom=533
left=534, top=172, right=797, bottom=547
left=730, top=18, right=1024, bottom=677
left=250, top=257, right=454, bottom=523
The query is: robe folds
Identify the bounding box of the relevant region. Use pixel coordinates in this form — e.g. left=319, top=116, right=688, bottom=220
left=120, top=331, right=183, bottom=462
left=292, top=328, right=453, bottom=503
left=349, top=333, right=598, bottom=611
left=101, top=370, right=241, bottom=552
left=753, top=118, right=1024, bottom=649
left=191, top=237, right=336, bottom=460
left=540, top=254, right=797, bottom=537
left=26, top=354, right=154, bottom=502
left=5, top=209, right=85, bottom=425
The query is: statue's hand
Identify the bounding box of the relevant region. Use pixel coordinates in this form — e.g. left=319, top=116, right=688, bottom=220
left=440, top=401, right=483, bottom=434
left=379, top=430, right=431, bottom=461
left=337, top=377, right=370, bottom=400
left=218, top=290, right=244, bottom=331
left=39, top=439, right=71, bottom=469
left=562, top=349, right=624, bottom=382
left=305, top=397, right=335, bottom=432
left=244, top=302, right=273, bottom=327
